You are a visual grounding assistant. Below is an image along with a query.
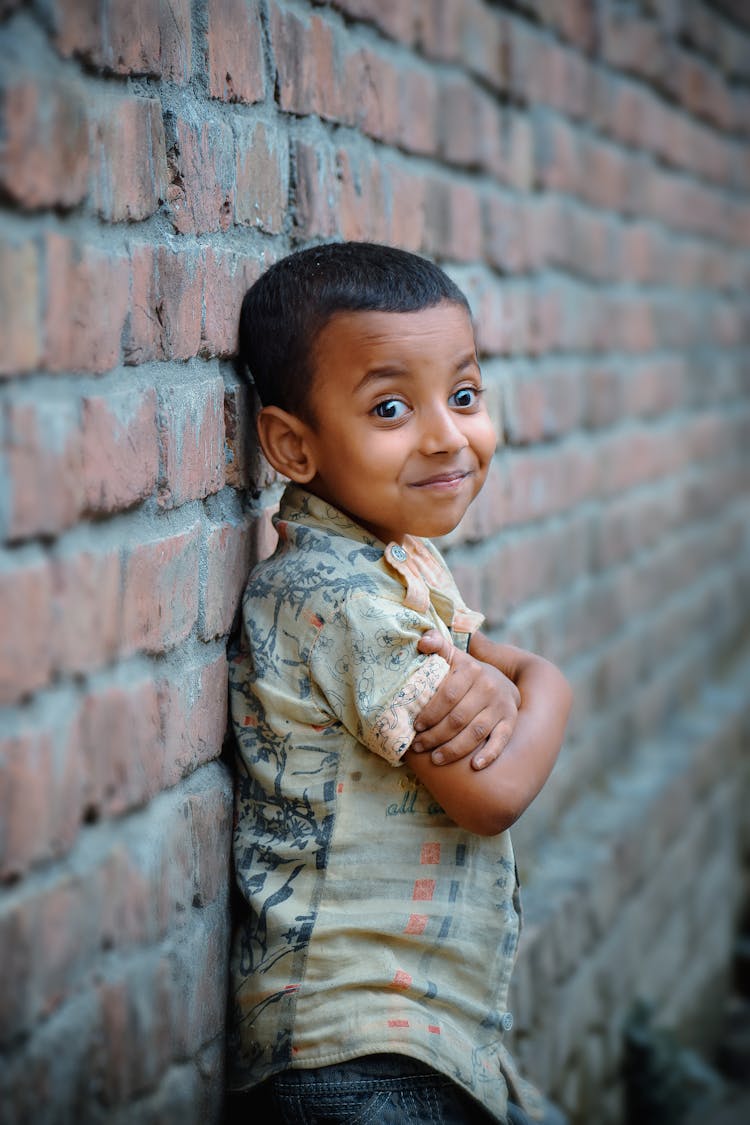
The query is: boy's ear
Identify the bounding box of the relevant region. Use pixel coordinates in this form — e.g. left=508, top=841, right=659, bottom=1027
left=256, top=406, right=318, bottom=483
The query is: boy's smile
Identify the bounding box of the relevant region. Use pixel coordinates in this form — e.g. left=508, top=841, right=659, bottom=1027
left=300, top=301, right=497, bottom=545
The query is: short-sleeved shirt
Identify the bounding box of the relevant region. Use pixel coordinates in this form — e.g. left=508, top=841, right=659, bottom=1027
left=228, top=485, right=543, bottom=1122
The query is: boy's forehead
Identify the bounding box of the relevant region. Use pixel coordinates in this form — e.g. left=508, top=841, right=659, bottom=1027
left=314, top=302, right=476, bottom=358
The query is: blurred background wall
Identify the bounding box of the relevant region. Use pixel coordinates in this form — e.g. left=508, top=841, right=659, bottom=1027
left=1, top=1, right=749, bottom=1122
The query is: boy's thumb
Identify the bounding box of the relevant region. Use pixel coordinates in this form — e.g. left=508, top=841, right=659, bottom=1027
left=417, top=629, right=454, bottom=662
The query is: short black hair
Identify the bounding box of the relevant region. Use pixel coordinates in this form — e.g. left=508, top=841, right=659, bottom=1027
left=237, top=241, right=470, bottom=424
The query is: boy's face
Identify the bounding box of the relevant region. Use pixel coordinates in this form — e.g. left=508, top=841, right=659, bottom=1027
left=303, top=300, right=497, bottom=545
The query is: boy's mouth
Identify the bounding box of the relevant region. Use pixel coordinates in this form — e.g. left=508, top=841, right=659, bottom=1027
left=408, top=468, right=472, bottom=489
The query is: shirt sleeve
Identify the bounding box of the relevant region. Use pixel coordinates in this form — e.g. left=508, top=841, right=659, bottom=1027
left=309, top=592, right=451, bottom=766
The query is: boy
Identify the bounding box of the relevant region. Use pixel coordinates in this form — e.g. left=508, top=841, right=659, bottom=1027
left=228, top=242, right=572, bottom=1124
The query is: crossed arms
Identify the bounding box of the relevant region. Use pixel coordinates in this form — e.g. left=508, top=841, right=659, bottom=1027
left=405, top=630, right=572, bottom=836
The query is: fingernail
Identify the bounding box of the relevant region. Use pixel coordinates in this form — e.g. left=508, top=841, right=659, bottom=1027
left=413, top=722, right=424, bottom=732
left=474, top=757, right=485, bottom=769
left=432, top=751, right=444, bottom=764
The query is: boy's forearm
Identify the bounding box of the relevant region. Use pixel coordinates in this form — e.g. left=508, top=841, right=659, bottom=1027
left=406, top=634, right=571, bottom=836
left=468, top=631, right=572, bottom=813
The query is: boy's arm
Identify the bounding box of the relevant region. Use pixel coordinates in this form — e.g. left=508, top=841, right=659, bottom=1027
left=412, top=630, right=521, bottom=769
left=405, top=631, right=572, bottom=836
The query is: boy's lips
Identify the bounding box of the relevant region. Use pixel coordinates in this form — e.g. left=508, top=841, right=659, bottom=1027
left=408, top=468, right=472, bottom=488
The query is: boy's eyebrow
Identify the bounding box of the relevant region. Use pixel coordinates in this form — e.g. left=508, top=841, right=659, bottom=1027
left=355, top=352, right=479, bottom=392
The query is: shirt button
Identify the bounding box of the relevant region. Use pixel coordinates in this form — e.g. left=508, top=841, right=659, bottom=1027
left=389, top=544, right=407, bottom=562
left=501, top=1011, right=514, bottom=1032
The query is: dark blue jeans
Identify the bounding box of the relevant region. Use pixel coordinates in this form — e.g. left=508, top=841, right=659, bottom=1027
left=226, top=1053, right=568, bottom=1125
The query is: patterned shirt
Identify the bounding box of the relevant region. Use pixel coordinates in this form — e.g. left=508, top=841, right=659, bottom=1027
left=228, top=485, right=542, bottom=1121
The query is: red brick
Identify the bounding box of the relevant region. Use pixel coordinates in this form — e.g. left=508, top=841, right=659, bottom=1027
left=0, top=73, right=88, bottom=210
left=383, top=162, right=426, bottom=252
left=0, top=560, right=53, bottom=704
left=292, top=139, right=339, bottom=238
left=81, top=388, right=158, bottom=513
left=235, top=120, right=289, bottom=234
left=207, top=0, right=265, bottom=103
left=271, top=2, right=342, bottom=121
left=0, top=717, right=83, bottom=880
left=202, top=248, right=264, bottom=359
left=157, top=377, right=226, bottom=509
left=50, top=549, right=122, bottom=675
left=4, top=398, right=84, bottom=540
left=398, top=65, right=440, bottom=156
left=457, top=0, right=505, bottom=90
left=423, top=177, right=482, bottom=263
left=332, top=0, right=419, bottom=44
left=165, top=113, right=235, bottom=235
left=124, top=244, right=205, bottom=363
left=35, top=873, right=95, bottom=1018
left=439, top=76, right=497, bottom=169
left=0, top=729, right=53, bottom=880
left=187, top=783, right=233, bottom=906
left=201, top=519, right=253, bottom=639
left=79, top=680, right=162, bottom=817
left=0, top=236, right=42, bottom=377
left=90, top=95, right=167, bottom=221
left=0, top=894, right=35, bottom=1045
left=44, top=234, right=129, bottom=374
left=503, top=113, right=534, bottom=192
left=483, top=191, right=527, bottom=274
left=533, top=112, right=581, bottom=195
left=53, top=0, right=192, bottom=83
left=224, top=382, right=279, bottom=492
left=338, top=148, right=388, bottom=242
left=418, top=0, right=463, bottom=63
left=97, top=955, right=174, bottom=1102
left=534, top=0, right=594, bottom=52
left=342, top=45, right=401, bottom=144
left=158, top=656, right=228, bottom=788
left=121, top=524, right=201, bottom=655
left=600, top=9, right=664, bottom=82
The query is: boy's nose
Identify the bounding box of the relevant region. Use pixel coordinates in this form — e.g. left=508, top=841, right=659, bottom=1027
left=419, top=406, right=468, bottom=455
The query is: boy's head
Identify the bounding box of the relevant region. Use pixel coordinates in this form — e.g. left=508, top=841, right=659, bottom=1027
left=239, top=242, right=496, bottom=545
left=238, top=241, right=470, bottom=425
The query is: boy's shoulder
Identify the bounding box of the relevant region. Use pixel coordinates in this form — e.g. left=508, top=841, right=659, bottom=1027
left=244, top=488, right=395, bottom=618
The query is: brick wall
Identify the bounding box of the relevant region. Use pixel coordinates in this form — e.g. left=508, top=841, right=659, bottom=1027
left=1, top=2, right=749, bottom=1122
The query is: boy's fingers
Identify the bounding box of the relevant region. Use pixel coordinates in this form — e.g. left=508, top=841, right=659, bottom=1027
left=413, top=666, right=473, bottom=735
left=470, top=721, right=515, bottom=770
left=423, top=705, right=507, bottom=763
left=417, top=629, right=453, bottom=662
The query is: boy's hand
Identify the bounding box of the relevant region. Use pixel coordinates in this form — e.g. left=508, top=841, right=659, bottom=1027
left=412, top=629, right=520, bottom=770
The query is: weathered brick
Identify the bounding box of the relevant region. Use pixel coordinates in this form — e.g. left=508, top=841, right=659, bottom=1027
left=338, top=148, right=388, bottom=242
left=0, top=892, right=35, bottom=1046
left=202, top=248, right=264, bottom=359
left=342, top=44, right=401, bottom=144
left=81, top=388, right=158, bottom=513
left=44, top=234, right=129, bottom=374
left=50, top=548, right=122, bottom=676
left=0, top=236, right=42, bottom=377
left=121, top=525, right=201, bottom=655
left=292, top=139, right=340, bottom=238
left=125, top=244, right=205, bottom=363
left=234, top=120, right=289, bottom=234
left=0, top=73, right=88, bottom=210
left=271, top=2, right=341, bottom=121
left=224, top=382, right=279, bottom=492
left=0, top=729, right=54, bottom=880
left=0, top=560, right=53, bottom=704
left=165, top=112, right=235, bottom=235
left=383, top=161, right=426, bottom=252
left=207, top=0, right=265, bottom=103
left=98, top=954, right=174, bottom=1103
left=89, top=95, right=168, bottom=221
left=187, top=783, right=233, bottom=907
left=398, top=65, right=440, bottom=156
left=79, top=680, right=162, bottom=817
left=158, top=656, right=228, bottom=788
left=4, top=397, right=83, bottom=540
left=201, top=518, right=253, bottom=639
left=332, top=0, right=418, bottom=44
left=157, top=377, right=226, bottom=509
left=53, top=0, right=192, bottom=83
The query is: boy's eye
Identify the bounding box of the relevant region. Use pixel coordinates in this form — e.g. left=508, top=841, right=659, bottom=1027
left=450, top=386, right=481, bottom=409
left=373, top=399, right=408, bottom=420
